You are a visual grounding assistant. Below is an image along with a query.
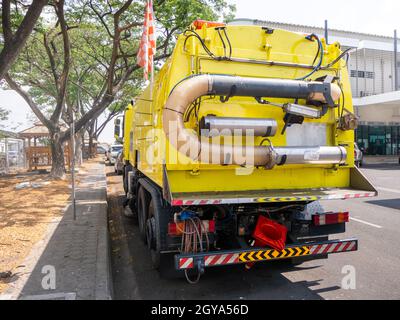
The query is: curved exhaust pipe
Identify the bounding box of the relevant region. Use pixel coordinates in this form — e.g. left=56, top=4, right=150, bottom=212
left=162, top=74, right=346, bottom=168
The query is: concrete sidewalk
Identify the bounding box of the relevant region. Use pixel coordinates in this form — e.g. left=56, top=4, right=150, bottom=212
left=1, top=159, right=112, bottom=300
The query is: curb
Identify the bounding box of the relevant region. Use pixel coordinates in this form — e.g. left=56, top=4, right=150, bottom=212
left=95, top=163, right=113, bottom=300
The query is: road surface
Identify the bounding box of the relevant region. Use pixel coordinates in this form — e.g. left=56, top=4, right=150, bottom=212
left=106, top=163, right=400, bottom=300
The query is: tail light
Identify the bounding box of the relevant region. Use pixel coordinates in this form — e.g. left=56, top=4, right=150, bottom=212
left=168, top=220, right=215, bottom=236
left=193, top=19, right=226, bottom=30
left=313, top=212, right=349, bottom=226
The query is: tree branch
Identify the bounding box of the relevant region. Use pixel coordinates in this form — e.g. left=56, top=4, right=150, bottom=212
left=50, top=0, right=71, bottom=123
left=0, top=0, right=48, bottom=80
left=4, top=73, right=54, bottom=130
left=2, top=0, right=13, bottom=44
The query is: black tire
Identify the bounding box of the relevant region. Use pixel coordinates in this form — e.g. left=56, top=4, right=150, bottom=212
left=147, top=199, right=160, bottom=268
left=146, top=196, right=175, bottom=274
left=137, top=186, right=150, bottom=243
left=123, top=164, right=132, bottom=195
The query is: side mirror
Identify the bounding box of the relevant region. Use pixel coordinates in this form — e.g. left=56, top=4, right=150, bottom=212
left=114, top=118, right=121, bottom=137
left=114, top=116, right=124, bottom=142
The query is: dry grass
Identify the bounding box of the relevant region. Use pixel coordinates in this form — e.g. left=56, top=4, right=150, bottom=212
left=0, top=172, right=71, bottom=293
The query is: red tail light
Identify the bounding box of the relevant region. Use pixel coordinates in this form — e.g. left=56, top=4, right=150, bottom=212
left=168, top=220, right=216, bottom=236
left=193, top=19, right=226, bottom=30
left=313, top=212, right=349, bottom=226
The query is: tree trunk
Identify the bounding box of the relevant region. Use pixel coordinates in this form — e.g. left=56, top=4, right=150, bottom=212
left=49, top=130, right=66, bottom=179
left=75, top=129, right=83, bottom=166
left=0, top=0, right=48, bottom=80
left=88, top=134, right=94, bottom=158
left=87, top=123, right=96, bottom=158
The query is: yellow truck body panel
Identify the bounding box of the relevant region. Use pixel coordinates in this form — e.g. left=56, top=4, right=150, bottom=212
left=122, top=23, right=376, bottom=202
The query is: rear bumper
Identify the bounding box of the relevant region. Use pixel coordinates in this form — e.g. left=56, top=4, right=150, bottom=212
left=165, top=167, right=377, bottom=206
left=175, top=238, right=357, bottom=270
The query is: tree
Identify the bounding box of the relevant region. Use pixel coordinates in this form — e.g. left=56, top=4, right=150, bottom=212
left=5, top=0, right=71, bottom=178
left=61, top=0, right=236, bottom=141
left=3, top=0, right=235, bottom=178
left=0, top=107, right=10, bottom=121
left=0, top=0, right=48, bottom=80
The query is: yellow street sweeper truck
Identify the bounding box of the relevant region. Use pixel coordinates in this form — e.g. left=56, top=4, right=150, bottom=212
left=114, top=20, right=377, bottom=282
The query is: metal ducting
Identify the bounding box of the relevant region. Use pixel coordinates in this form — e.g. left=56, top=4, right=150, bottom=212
left=199, top=116, right=278, bottom=137
left=209, top=75, right=341, bottom=106
left=162, top=74, right=346, bottom=168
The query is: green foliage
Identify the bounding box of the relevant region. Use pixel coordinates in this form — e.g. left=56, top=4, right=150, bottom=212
left=0, top=1, right=47, bottom=51
left=4, top=0, right=236, bottom=129
left=0, top=107, right=10, bottom=121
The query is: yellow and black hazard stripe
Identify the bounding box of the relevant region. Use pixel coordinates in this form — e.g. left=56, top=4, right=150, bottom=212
left=239, top=246, right=311, bottom=263
left=256, top=196, right=320, bottom=203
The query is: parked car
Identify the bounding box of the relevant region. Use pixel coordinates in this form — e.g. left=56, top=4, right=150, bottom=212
left=354, top=142, right=363, bottom=167
left=114, top=151, right=124, bottom=175
left=96, top=145, right=107, bottom=155
left=106, top=144, right=123, bottom=165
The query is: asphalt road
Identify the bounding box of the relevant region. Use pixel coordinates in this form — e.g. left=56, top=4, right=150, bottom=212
left=106, top=163, right=400, bottom=300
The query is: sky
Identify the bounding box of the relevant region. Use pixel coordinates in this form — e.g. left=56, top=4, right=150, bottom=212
left=2, top=0, right=400, bottom=143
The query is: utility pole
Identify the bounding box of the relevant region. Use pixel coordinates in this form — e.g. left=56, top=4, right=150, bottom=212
left=324, top=20, right=329, bottom=44
left=394, top=29, right=398, bottom=91
left=71, top=112, right=76, bottom=221
left=5, top=137, right=8, bottom=174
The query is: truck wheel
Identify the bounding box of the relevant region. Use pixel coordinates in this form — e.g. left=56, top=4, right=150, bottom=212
left=123, top=164, right=132, bottom=195
left=147, top=199, right=160, bottom=268
left=146, top=197, right=173, bottom=272
left=137, top=186, right=150, bottom=244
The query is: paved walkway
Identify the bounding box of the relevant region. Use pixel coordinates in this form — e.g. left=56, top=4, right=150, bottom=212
left=1, top=159, right=112, bottom=300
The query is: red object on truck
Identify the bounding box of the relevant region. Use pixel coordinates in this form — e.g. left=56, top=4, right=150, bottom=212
left=252, top=215, right=287, bottom=251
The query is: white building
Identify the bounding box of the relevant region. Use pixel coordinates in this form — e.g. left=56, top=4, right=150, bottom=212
left=229, top=19, right=400, bottom=156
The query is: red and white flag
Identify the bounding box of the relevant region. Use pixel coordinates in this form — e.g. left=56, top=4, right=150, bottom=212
left=137, top=0, right=156, bottom=80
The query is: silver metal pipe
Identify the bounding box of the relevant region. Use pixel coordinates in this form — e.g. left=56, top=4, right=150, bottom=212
left=274, top=146, right=347, bottom=165
left=163, top=74, right=346, bottom=168
left=200, top=116, right=277, bottom=137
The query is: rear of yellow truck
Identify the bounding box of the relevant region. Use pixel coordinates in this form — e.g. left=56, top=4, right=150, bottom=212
left=115, top=20, right=377, bottom=282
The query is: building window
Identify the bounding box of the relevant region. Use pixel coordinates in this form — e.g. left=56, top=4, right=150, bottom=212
left=356, top=125, right=400, bottom=156
left=350, top=70, right=375, bottom=79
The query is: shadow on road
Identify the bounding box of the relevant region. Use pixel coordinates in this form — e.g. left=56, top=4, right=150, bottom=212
left=366, top=198, right=400, bottom=210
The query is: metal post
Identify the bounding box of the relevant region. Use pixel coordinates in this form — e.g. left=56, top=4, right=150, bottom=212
left=394, top=29, right=398, bottom=91
left=5, top=137, right=9, bottom=174
left=71, top=114, right=76, bottom=221
left=324, top=20, right=329, bottom=44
